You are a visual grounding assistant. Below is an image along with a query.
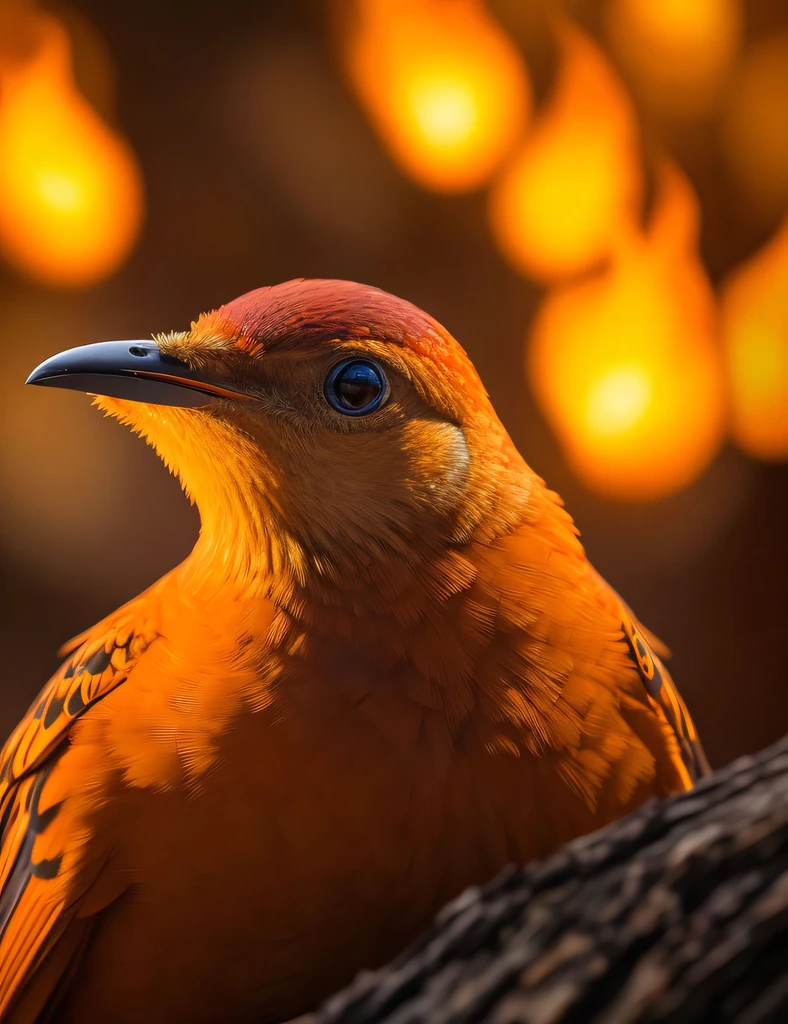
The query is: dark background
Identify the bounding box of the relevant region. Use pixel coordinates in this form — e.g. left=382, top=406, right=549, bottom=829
left=1, top=0, right=786, bottom=769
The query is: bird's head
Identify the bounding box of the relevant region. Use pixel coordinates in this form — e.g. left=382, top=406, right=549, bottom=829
left=28, top=280, right=532, bottom=591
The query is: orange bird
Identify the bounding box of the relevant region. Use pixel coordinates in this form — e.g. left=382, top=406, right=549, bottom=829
left=0, top=280, right=707, bottom=1023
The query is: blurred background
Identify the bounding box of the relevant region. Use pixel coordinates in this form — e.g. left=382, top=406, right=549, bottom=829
left=0, top=0, right=786, bottom=768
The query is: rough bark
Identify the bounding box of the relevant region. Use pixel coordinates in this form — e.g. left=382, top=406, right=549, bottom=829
left=310, top=736, right=788, bottom=1024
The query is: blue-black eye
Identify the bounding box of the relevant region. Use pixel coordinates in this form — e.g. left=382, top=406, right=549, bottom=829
left=324, top=359, right=389, bottom=416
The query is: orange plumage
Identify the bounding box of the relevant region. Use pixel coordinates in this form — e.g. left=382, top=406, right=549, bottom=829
left=0, top=280, right=707, bottom=1023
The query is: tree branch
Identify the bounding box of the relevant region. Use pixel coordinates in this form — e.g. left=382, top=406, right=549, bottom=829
left=310, top=736, right=788, bottom=1024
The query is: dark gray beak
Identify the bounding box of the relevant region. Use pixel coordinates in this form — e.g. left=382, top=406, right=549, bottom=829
left=26, top=340, right=248, bottom=408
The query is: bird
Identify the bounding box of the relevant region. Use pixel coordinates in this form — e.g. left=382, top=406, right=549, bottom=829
left=0, top=279, right=708, bottom=1023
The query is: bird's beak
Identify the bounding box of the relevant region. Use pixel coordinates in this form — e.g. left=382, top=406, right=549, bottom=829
left=26, top=340, right=249, bottom=408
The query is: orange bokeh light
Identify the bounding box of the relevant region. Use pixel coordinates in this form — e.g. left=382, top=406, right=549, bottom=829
left=721, top=219, right=788, bottom=462
left=340, top=0, right=530, bottom=193
left=606, top=0, right=741, bottom=118
left=488, top=19, right=640, bottom=282
left=0, top=14, right=144, bottom=287
left=528, top=162, right=726, bottom=501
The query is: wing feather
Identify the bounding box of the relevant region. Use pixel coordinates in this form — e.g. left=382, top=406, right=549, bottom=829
left=585, top=564, right=709, bottom=782
left=620, top=612, right=710, bottom=781
left=0, top=608, right=158, bottom=1020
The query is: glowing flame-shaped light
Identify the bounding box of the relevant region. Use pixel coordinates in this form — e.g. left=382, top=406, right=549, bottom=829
left=0, top=14, right=144, bottom=287
left=488, top=20, right=640, bottom=282
left=528, top=162, right=725, bottom=501
left=606, top=0, right=741, bottom=118
left=721, top=219, right=788, bottom=462
left=340, top=0, right=530, bottom=192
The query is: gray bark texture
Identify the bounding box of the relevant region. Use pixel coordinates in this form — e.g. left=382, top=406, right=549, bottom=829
left=310, top=735, right=788, bottom=1024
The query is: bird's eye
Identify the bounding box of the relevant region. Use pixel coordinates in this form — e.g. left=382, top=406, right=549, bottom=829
left=324, top=359, right=390, bottom=416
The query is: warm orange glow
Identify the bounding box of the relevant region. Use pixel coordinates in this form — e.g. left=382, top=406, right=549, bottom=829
left=488, top=20, right=640, bottom=282
left=721, top=219, right=788, bottom=462
left=0, top=299, right=129, bottom=589
left=607, top=0, right=740, bottom=117
left=721, top=34, right=788, bottom=219
left=528, top=162, right=725, bottom=501
left=341, top=0, right=529, bottom=192
left=0, top=14, right=144, bottom=286
left=586, top=365, right=653, bottom=438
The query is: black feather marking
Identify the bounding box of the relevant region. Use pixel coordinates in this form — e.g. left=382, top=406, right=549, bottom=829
left=0, top=823, right=35, bottom=938
left=42, top=692, right=67, bottom=731
left=65, top=686, right=87, bottom=717
left=82, top=646, right=113, bottom=676
left=30, top=855, right=63, bottom=880
left=0, top=765, right=59, bottom=939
